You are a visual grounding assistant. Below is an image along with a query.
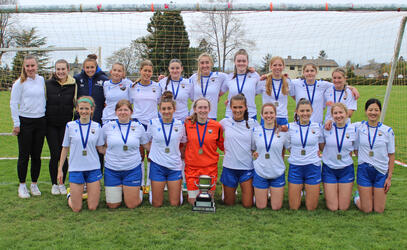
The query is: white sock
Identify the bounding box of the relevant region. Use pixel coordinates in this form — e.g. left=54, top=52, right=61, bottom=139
left=19, top=183, right=26, bottom=188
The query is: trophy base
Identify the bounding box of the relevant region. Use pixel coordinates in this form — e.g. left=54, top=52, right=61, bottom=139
left=192, top=200, right=216, bottom=213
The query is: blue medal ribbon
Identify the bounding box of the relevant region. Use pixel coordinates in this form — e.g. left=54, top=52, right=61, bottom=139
left=160, top=118, right=174, bottom=147
left=333, top=87, right=345, bottom=103
left=116, top=120, right=131, bottom=145
left=262, top=126, right=275, bottom=153
left=334, top=123, right=347, bottom=153
left=171, top=78, right=183, bottom=100
left=77, top=120, right=91, bottom=150
left=367, top=122, right=380, bottom=151
left=196, top=121, right=208, bottom=148
left=200, top=72, right=213, bottom=97
left=298, top=122, right=310, bottom=150
left=272, top=79, right=282, bottom=102
left=304, top=80, right=317, bottom=105
left=236, top=74, right=247, bottom=94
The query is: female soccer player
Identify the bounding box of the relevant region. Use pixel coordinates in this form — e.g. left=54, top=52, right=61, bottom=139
left=259, top=56, right=291, bottom=126
left=252, top=103, right=288, bottom=210
left=324, top=68, right=357, bottom=127
left=74, top=54, right=109, bottom=125
left=287, top=98, right=324, bottom=210
left=184, top=98, right=224, bottom=205
left=101, top=63, right=132, bottom=124
left=147, top=91, right=187, bottom=207
left=321, top=103, right=356, bottom=211
left=354, top=99, right=395, bottom=213
left=221, top=49, right=261, bottom=120
left=10, top=55, right=46, bottom=198
left=45, top=59, right=76, bottom=195
left=220, top=94, right=258, bottom=208
left=102, top=100, right=150, bottom=209
left=189, top=53, right=228, bottom=120
left=57, top=96, right=104, bottom=212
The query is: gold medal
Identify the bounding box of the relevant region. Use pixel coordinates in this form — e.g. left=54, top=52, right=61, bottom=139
left=165, top=147, right=170, bottom=153
left=123, top=145, right=128, bottom=151
left=301, top=149, right=306, bottom=155
left=82, top=150, right=87, bottom=156
left=274, top=101, right=279, bottom=107
left=198, top=148, right=203, bottom=155
left=265, top=153, right=270, bottom=159
left=369, top=151, right=374, bottom=157
left=337, top=154, right=342, bottom=160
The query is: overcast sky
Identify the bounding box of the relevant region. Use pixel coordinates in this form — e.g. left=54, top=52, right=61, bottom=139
left=3, top=0, right=407, bottom=71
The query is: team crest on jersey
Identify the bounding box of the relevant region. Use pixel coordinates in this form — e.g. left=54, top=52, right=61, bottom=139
left=131, top=126, right=136, bottom=131
left=119, top=84, right=126, bottom=91
left=378, top=132, right=383, bottom=136
left=96, top=80, right=104, bottom=86
left=312, top=129, right=315, bottom=134
left=152, top=88, right=156, bottom=93
left=346, top=133, right=350, bottom=139
left=208, top=129, right=213, bottom=134
left=174, top=127, right=178, bottom=132
left=211, top=78, right=215, bottom=82
left=91, top=128, right=95, bottom=134
left=248, top=75, right=251, bottom=78
left=181, top=84, right=185, bottom=88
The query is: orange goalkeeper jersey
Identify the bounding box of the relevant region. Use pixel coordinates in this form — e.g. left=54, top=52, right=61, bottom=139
left=184, top=119, right=224, bottom=167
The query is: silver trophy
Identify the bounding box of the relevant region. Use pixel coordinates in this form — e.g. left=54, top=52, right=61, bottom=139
left=192, top=175, right=216, bottom=212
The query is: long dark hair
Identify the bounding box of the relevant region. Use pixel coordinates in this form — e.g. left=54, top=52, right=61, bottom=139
left=232, top=49, right=249, bottom=79
left=165, top=59, right=183, bottom=91
left=365, top=98, right=382, bottom=111
left=294, top=98, right=312, bottom=122
left=230, top=93, right=250, bottom=129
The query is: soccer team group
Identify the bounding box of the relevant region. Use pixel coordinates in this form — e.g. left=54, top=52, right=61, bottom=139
left=9, top=49, right=395, bottom=213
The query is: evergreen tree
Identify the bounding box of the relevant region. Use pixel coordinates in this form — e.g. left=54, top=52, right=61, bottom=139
left=11, top=27, right=49, bottom=79
left=142, top=11, right=193, bottom=76
left=259, top=53, right=273, bottom=75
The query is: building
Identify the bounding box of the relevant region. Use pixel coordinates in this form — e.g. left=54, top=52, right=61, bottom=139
left=284, top=56, right=339, bottom=79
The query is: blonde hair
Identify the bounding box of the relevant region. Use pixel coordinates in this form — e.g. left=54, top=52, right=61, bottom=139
left=191, top=98, right=211, bottom=124
left=302, top=63, right=317, bottom=72
left=261, top=103, right=278, bottom=130
left=265, top=56, right=289, bottom=96
left=332, top=68, right=349, bottom=100
left=196, top=53, right=214, bottom=83
left=50, top=59, right=70, bottom=81
left=331, top=102, right=348, bottom=117
left=19, top=55, right=38, bottom=84
left=135, top=60, right=154, bottom=84
left=233, top=49, right=249, bottom=79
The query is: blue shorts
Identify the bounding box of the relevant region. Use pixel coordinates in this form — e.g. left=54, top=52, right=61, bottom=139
left=149, top=161, right=182, bottom=182
left=253, top=171, right=285, bottom=189
left=357, top=163, right=388, bottom=188
left=260, top=117, right=288, bottom=126
left=322, top=163, right=354, bottom=184
left=104, top=165, right=142, bottom=187
left=288, top=164, right=321, bottom=185
left=69, top=169, right=102, bottom=184
left=220, top=167, right=254, bottom=188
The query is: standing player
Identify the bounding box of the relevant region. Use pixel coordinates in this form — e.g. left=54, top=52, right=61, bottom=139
left=354, top=99, right=395, bottom=213
left=221, top=49, right=261, bottom=120
left=220, top=94, right=258, bottom=208
left=10, top=55, right=46, bottom=198
left=321, top=103, right=356, bottom=211
left=147, top=92, right=187, bottom=207
left=286, top=98, right=324, bottom=210
left=101, top=63, right=132, bottom=124
left=45, top=59, right=76, bottom=195
left=252, top=103, right=288, bottom=210
left=102, top=100, right=150, bottom=209
left=184, top=98, right=224, bottom=205
left=57, top=96, right=104, bottom=212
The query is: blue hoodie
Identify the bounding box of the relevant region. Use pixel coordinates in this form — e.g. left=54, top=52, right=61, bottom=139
left=74, top=66, right=109, bottom=124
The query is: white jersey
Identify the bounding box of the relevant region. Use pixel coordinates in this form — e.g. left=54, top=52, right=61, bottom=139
left=159, top=77, right=193, bottom=122
left=287, top=122, right=324, bottom=166
left=189, top=72, right=228, bottom=119
left=129, top=81, right=161, bottom=126
left=220, top=117, right=259, bottom=170
left=102, top=79, right=132, bottom=124
left=10, top=75, right=46, bottom=127
left=355, top=121, right=395, bottom=175
left=102, top=120, right=149, bottom=171
left=252, top=126, right=288, bottom=179
left=322, top=123, right=356, bottom=169
left=259, top=78, right=291, bottom=119
left=221, top=72, right=261, bottom=118
left=324, top=86, right=357, bottom=123
left=147, top=118, right=187, bottom=170
left=290, top=79, right=332, bottom=124
left=62, top=120, right=104, bottom=172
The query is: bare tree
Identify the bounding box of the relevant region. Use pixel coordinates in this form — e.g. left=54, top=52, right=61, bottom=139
left=105, top=39, right=146, bottom=74
left=194, top=0, right=255, bottom=72
left=0, top=0, right=17, bottom=65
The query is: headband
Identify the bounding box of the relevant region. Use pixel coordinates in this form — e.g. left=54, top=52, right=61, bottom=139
left=77, top=98, right=94, bottom=107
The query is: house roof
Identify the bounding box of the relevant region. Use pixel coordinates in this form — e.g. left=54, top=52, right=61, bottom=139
left=285, top=57, right=338, bottom=67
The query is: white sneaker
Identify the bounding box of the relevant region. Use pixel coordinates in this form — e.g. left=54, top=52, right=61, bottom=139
left=30, top=183, right=41, bottom=196
left=18, top=184, right=30, bottom=198
left=51, top=184, right=60, bottom=195
left=58, top=184, right=67, bottom=195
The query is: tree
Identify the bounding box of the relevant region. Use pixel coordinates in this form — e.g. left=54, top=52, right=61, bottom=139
left=318, top=50, right=327, bottom=59
left=105, top=39, right=147, bottom=74
left=0, top=0, right=17, bottom=65
left=259, top=53, right=272, bottom=75
left=141, top=11, right=193, bottom=75
left=194, top=0, right=255, bottom=72
left=11, top=27, right=49, bottom=79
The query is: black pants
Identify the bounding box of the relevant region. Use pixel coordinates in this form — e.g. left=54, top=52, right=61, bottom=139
left=46, top=124, right=68, bottom=185
left=17, top=117, right=46, bottom=183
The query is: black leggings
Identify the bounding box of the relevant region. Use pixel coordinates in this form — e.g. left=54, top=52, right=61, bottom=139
left=46, top=124, right=68, bottom=185
left=17, top=117, right=46, bottom=183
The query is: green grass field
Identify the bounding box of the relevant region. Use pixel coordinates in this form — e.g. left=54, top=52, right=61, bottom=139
left=1, top=88, right=407, bottom=249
